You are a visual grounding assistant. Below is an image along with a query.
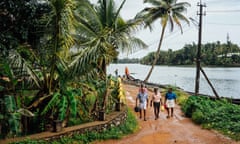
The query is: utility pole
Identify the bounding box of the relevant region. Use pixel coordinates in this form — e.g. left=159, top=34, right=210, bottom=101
left=195, top=0, right=206, bottom=95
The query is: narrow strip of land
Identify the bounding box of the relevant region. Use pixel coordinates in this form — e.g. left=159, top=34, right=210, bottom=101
left=95, top=83, right=239, bottom=144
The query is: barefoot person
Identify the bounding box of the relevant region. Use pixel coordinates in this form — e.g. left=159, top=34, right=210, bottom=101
left=150, top=87, right=162, bottom=120
left=136, top=84, right=148, bottom=121
left=164, top=87, right=177, bottom=118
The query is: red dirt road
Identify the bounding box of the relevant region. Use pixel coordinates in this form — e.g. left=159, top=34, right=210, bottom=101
left=94, top=84, right=239, bottom=144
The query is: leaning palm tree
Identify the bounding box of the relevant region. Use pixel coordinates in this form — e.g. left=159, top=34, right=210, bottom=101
left=136, top=0, right=190, bottom=82
left=72, top=0, right=147, bottom=111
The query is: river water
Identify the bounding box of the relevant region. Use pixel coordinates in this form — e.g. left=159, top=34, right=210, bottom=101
left=107, top=63, right=240, bottom=99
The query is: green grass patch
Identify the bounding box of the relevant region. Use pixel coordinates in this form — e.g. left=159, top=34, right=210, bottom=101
left=182, top=96, right=240, bottom=141
left=12, top=108, right=138, bottom=144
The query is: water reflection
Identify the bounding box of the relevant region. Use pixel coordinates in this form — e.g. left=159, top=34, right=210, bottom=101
left=107, top=64, right=240, bottom=98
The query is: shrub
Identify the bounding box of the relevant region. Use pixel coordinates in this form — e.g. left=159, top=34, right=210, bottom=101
left=182, top=95, right=240, bottom=141
left=192, top=110, right=205, bottom=124
left=12, top=108, right=138, bottom=144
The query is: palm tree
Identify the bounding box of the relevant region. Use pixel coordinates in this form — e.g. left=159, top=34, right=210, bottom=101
left=72, top=0, right=147, bottom=111
left=136, top=0, right=190, bottom=82
left=4, top=0, right=79, bottom=122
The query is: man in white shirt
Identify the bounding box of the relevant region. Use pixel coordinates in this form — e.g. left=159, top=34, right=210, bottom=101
left=136, top=84, right=149, bottom=121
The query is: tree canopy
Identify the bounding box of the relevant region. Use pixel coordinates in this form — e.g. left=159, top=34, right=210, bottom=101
left=140, top=41, right=240, bottom=66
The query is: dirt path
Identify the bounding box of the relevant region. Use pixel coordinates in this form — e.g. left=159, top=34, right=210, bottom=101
left=94, top=84, right=239, bottom=144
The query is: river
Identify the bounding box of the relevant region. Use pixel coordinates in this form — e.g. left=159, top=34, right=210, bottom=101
left=107, top=63, right=240, bottom=99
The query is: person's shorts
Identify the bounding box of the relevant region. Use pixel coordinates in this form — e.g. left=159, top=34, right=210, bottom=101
left=153, top=102, right=160, bottom=108
left=166, top=99, right=175, bottom=108
left=139, top=102, right=147, bottom=110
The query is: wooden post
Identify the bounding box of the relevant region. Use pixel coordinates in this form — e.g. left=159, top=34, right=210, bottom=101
left=52, top=120, right=62, bottom=132
left=200, top=67, right=220, bottom=99
left=115, top=102, right=121, bottom=111
left=98, top=111, right=105, bottom=121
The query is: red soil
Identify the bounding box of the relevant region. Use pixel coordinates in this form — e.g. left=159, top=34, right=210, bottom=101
left=94, top=84, right=239, bottom=144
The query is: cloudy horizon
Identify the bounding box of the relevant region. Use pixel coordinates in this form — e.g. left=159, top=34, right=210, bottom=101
left=90, top=0, right=240, bottom=58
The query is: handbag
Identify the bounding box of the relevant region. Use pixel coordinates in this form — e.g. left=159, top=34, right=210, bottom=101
left=134, top=106, right=140, bottom=112
left=161, top=105, right=165, bottom=111
left=164, top=104, right=167, bottom=109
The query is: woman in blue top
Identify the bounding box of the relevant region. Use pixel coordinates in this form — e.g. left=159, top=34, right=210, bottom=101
left=164, top=88, right=177, bottom=118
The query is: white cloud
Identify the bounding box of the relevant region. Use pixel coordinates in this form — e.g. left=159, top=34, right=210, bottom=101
left=121, top=0, right=240, bottom=58
left=90, top=0, right=240, bottom=58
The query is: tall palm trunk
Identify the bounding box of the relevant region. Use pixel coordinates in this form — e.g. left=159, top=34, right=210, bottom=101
left=144, top=26, right=166, bottom=82
left=101, top=59, right=108, bottom=111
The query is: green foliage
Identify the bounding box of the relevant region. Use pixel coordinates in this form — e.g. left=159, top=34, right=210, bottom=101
left=0, top=0, right=40, bottom=53
left=12, top=138, right=46, bottom=144
left=59, top=95, right=68, bottom=120
left=74, top=87, right=95, bottom=123
left=66, top=109, right=138, bottom=143
left=182, top=96, right=240, bottom=140
left=116, top=58, right=140, bottom=63
left=41, top=92, right=61, bottom=116
left=68, top=90, right=77, bottom=118
left=41, top=88, right=78, bottom=121
left=0, top=60, right=18, bottom=93
left=0, top=0, right=145, bottom=138
left=1, top=95, right=21, bottom=137
left=140, top=42, right=240, bottom=66
left=68, top=83, right=98, bottom=126
left=12, top=109, right=138, bottom=144
left=174, top=89, right=189, bottom=106
left=192, top=110, right=205, bottom=124
left=107, top=76, right=120, bottom=110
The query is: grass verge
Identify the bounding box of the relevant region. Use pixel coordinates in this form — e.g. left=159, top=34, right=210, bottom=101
left=12, top=108, right=138, bottom=144
left=182, top=96, right=240, bottom=141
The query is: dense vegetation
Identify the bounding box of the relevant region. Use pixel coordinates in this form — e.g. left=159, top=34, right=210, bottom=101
left=162, top=87, right=240, bottom=141
left=115, top=58, right=140, bottom=64
left=140, top=41, right=240, bottom=66
left=182, top=96, right=240, bottom=140
left=13, top=109, right=138, bottom=144
left=0, top=0, right=146, bottom=138
left=117, top=41, right=240, bottom=66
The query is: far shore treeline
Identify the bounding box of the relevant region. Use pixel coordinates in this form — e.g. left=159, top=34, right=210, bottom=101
left=117, top=41, right=240, bottom=67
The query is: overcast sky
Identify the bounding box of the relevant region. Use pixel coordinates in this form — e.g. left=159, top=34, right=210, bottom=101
left=90, top=0, right=240, bottom=58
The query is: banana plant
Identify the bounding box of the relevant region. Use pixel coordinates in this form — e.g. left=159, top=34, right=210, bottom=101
left=0, top=95, right=34, bottom=138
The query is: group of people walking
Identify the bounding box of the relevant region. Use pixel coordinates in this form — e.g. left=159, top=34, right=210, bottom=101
left=135, top=83, right=177, bottom=121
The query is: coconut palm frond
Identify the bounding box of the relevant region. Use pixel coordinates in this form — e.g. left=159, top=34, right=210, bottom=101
left=8, top=50, right=41, bottom=88
left=17, top=108, right=35, bottom=117
left=118, top=37, right=148, bottom=54
left=137, top=0, right=190, bottom=82
left=70, top=43, right=100, bottom=76
left=144, top=0, right=162, bottom=6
